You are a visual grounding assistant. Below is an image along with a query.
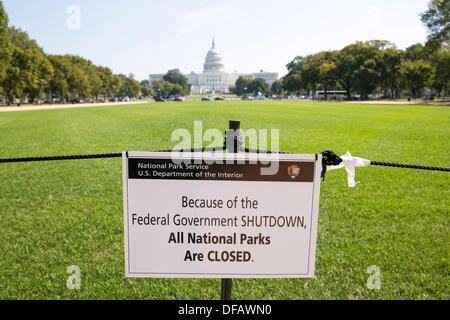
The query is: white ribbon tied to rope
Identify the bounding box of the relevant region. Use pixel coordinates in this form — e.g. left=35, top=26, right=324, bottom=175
left=326, top=151, right=371, bottom=187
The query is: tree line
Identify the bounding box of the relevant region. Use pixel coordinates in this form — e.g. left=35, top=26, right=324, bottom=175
left=0, top=1, right=174, bottom=105
left=280, top=1, right=449, bottom=100
left=280, top=40, right=448, bottom=100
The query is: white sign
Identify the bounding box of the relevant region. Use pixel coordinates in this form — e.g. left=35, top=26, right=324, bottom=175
left=123, top=152, right=321, bottom=278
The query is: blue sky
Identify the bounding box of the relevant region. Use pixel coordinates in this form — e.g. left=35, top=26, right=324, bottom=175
left=3, top=0, right=429, bottom=81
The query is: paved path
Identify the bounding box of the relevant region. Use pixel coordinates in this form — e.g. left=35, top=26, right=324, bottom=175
left=343, top=100, right=449, bottom=106
left=0, top=100, right=150, bottom=112
left=1, top=99, right=448, bottom=112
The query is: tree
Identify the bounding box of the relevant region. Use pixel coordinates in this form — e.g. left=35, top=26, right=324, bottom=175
left=429, top=48, right=450, bottom=96
left=48, top=54, right=125, bottom=101
left=98, top=66, right=117, bottom=100
left=281, top=73, right=302, bottom=95
left=232, top=76, right=252, bottom=96
left=315, top=51, right=338, bottom=99
left=400, top=60, right=432, bottom=98
left=318, top=61, right=337, bottom=99
left=9, top=26, right=43, bottom=52
left=401, top=44, right=434, bottom=98
left=87, top=65, right=102, bottom=99
left=421, top=0, right=450, bottom=51
left=334, top=46, right=356, bottom=99
left=286, top=55, right=308, bottom=74
left=140, top=80, right=154, bottom=98
left=110, top=74, right=122, bottom=98
left=0, top=46, right=44, bottom=104
left=8, top=27, right=53, bottom=101
left=66, top=56, right=90, bottom=99
left=404, top=43, right=429, bottom=61
left=0, top=0, right=10, bottom=78
left=118, top=73, right=141, bottom=98
left=48, top=55, right=71, bottom=101
left=348, top=41, right=383, bottom=99
left=287, top=54, right=320, bottom=95
left=169, top=83, right=184, bottom=96
left=247, top=78, right=269, bottom=95
left=128, top=74, right=142, bottom=98
left=163, top=69, right=190, bottom=96
left=151, top=80, right=176, bottom=99
left=26, top=53, right=53, bottom=101
left=270, top=80, right=282, bottom=95
left=379, top=47, right=404, bottom=98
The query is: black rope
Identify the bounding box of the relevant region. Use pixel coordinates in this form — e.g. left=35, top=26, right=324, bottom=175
left=0, top=153, right=122, bottom=163
left=0, top=148, right=227, bottom=164
left=370, top=161, right=450, bottom=172
left=243, top=148, right=293, bottom=154
left=0, top=149, right=448, bottom=175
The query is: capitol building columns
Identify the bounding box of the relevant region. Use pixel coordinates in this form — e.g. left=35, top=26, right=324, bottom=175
left=150, top=39, right=278, bottom=95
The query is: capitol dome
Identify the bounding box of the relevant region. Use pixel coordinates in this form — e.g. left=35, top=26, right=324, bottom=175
left=203, top=38, right=225, bottom=73
left=150, top=38, right=278, bottom=95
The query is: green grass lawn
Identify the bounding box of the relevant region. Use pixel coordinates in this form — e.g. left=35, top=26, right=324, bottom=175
left=0, top=100, right=448, bottom=299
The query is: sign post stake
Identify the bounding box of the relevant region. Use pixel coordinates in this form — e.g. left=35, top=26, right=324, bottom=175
left=220, top=119, right=240, bottom=300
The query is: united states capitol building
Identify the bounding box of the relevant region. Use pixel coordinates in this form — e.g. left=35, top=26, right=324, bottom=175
left=149, top=39, right=278, bottom=94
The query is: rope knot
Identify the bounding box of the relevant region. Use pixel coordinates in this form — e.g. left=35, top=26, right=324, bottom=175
left=320, top=150, right=342, bottom=180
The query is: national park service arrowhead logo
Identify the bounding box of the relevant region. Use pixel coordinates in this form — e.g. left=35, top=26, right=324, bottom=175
left=287, top=165, right=301, bottom=179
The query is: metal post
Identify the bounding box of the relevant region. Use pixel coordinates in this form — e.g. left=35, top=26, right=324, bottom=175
left=225, top=120, right=241, bottom=153
left=221, top=278, right=232, bottom=300
left=220, top=120, right=240, bottom=300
